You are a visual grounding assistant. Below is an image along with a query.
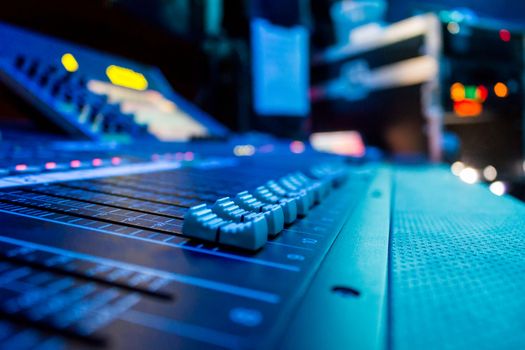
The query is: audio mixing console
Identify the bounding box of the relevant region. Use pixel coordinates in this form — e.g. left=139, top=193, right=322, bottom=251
left=1, top=20, right=524, bottom=350
left=0, top=141, right=390, bottom=350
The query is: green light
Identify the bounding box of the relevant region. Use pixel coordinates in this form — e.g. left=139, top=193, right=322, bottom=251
left=464, top=86, right=477, bottom=99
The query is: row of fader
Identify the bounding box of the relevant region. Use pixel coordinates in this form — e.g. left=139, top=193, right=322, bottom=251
left=182, top=163, right=348, bottom=250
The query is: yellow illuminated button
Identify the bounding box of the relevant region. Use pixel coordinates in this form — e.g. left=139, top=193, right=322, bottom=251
left=106, top=65, right=148, bottom=91
left=61, top=53, right=79, bottom=72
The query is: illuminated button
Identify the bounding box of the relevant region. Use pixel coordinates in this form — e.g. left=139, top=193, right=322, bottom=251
left=11, top=164, right=41, bottom=174
left=499, top=29, right=511, bottom=42
left=106, top=65, right=148, bottom=91
left=183, top=204, right=267, bottom=250
left=111, top=157, right=122, bottom=166
left=44, top=162, right=57, bottom=170
left=92, top=158, right=103, bottom=167
left=70, top=160, right=82, bottom=168
left=14, top=164, right=28, bottom=172
left=61, top=53, right=79, bottom=73
left=44, top=162, right=68, bottom=171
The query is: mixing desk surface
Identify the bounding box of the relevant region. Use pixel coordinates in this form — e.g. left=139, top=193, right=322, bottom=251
left=0, top=144, right=389, bottom=350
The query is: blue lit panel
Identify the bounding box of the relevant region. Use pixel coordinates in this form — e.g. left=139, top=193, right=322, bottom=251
left=251, top=18, right=310, bottom=117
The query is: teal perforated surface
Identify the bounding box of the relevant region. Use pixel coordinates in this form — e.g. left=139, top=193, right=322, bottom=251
left=391, top=167, right=525, bottom=350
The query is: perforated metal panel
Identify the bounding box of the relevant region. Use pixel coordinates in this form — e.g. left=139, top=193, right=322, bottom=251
left=390, top=167, right=525, bottom=350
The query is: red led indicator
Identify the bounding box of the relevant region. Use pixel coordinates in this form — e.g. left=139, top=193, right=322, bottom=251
left=499, top=29, right=511, bottom=42
left=15, top=164, right=28, bottom=171
left=92, top=158, right=103, bottom=167
left=70, top=160, right=81, bottom=168
left=45, top=162, right=57, bottom=170
left=477, top=85, right=488, bottom=101
left=111, top=157, right=121, bottom=165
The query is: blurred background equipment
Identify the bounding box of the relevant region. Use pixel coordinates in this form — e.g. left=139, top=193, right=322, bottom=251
left=310, top=14, right=442, bottom=162
left=0, top=22, right=227, bottom=143
left=311, top=9, right=525, bottom=200
left=0, top=0, right=524, bottom=199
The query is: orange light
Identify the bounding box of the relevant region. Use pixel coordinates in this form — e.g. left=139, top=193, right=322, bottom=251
left=494, top=82, right=508, bottom=98
left=450, top=83, right=465, bottom=101
left=454, top=100, right=483, bottom=117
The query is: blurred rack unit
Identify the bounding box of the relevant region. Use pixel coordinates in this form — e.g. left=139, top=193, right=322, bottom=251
left=311, top=13, right=525, bottom=178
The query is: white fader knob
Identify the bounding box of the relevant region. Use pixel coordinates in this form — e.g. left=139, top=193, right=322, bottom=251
left=232, top=192, right=284, bottom=237
left=183, top=204, right=267, bottom=250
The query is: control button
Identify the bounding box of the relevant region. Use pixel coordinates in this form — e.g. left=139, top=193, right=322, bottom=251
left=278, top=176, right=315, bottom=208
left=183, top=204, right=225, bottom=242
left=232, top=192, right=284, bottom=237
left=253, top=186, right=297, bottom=224
left=266, top=180, right=310, bottom=216
left=183, top=204, right=267, bottom=250
left=218, top=216, right=267, bottom=250
left=212, top=197, right=250, bottom=222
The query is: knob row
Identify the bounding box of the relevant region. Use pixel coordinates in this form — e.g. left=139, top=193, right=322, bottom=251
left=182, top=164, right=347, bottom=250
